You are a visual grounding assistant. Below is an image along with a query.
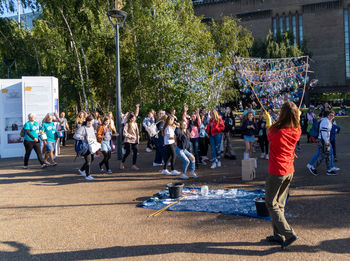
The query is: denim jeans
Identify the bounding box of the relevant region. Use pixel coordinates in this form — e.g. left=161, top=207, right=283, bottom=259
left=175, top=147, right=195, bottom=174
left=309, top=144, right=334, bottom=168
left=209, top=133, right=223, bottom=162
left=190, top=137, right=199, bottom=166
left=152, top=135, right=167, bottom=164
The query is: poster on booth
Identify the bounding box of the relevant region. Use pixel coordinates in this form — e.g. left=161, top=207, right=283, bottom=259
left=0, top=79, right=23, bottom=158
left=0, top=77, right=59, bottom=158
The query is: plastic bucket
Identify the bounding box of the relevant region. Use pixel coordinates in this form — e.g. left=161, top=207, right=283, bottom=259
left=167, top=182, right=184, bottom=199
left=254, top=197, right=269, bottom=217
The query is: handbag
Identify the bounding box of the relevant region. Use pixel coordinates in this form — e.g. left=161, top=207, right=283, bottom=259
left=110, top=139, right=116, bottom=152
left=88, top=140, right=101, bottom=154
left=39, top=132, right=47, bottom=141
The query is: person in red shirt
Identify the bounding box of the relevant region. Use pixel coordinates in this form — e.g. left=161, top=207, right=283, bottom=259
left=206, top=109, right=225, bottom=169
left=265, top=101, right=301, bottom=250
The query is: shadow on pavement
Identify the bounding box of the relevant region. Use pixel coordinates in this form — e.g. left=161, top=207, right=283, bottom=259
left=1, top=238, right=349, bottom=260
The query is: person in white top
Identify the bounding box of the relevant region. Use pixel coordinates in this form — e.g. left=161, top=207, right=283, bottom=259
left=161, top=115, right=180, bottom=175
left=309, top=110, right=336, bottom=176
left=73, top=115, right=98, bottom=181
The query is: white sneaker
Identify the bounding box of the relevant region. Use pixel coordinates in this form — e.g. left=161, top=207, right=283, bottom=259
left=217, top=161, right=221, bottom=167
left=170, top=170, right=180, bottom=175
left=307, top=163, right=312, bottom=169
left=180, top=174, right=189, bottom=179
left=78, top=169, right=86, bottom=177
left=202, top=156, right=209, bottom=160
left=189, top=171, right=198, bottom=178
left=146, top=147, right=152, bottom=152
left=331, top=167, right=340, bottom=171
left=211, top=162, right=217, bottom=169
left=85, top=175, right=94, bottom=181
left=167, top=162, right=171, bottom=166
left=265, top=154, right=269, bottom=160
left=260, top=153, right=265, bottom=159
left=153, top=162, right=163, bottom=167
left=161, top=169, right=171, bottom=175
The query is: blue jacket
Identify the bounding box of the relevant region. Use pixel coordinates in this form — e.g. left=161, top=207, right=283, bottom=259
left=330, top=124, right=340, bottom=141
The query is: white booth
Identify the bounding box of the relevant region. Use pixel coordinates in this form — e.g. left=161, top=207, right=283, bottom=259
left=0, top=77, right=59, bottom=158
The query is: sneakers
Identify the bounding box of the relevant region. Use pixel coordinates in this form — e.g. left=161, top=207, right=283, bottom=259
left=51, top=162, right=57, bottom=166
left=265, top=154, right=269, bottom=160
left=189, top=171, right=198, bottom=178
left=217, top=161, right=222, bottom=167
left=331, top=167, right=340, bottom=171
left=153, top=162, right=163, bottom=167
left=23, top=166, right=28, bottom=169
left=99, top=163, right=105, bottom=173
left=260, top=153, right=265, bottom=159
left=211, top=162, right=217, bottom=169
left=202, top=156, right=209, bottom=161
left=326, top=170, right=337, bottom=176
left=161, top=169, right=171, bottom=175
left=131, top=165, right=140, bottom=171
left=281, top=235, right=298, bottom=250
left=180, top=174, right=189, bottom=180
left=146, top=147, right=152, bottom=152
left=107, top=169, right=112, bottom=174
left=170, top=170, right=180, bottom=175
left=85, top=175, right=94, bottom=181
left=307, top=165, right=318, bottom=176
left=78, top=169, right=86, bottom=177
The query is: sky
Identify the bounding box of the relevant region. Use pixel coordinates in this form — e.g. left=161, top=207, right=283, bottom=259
left=1, top=1, right=34, bottom=18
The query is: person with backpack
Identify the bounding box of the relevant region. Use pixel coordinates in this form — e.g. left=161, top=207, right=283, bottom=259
left=307, top=111, right=337, bottom=176
left=22, top=113, right=47, bottom=169
left=73, top=115, right=100, bottom=181
left=97, top=117, right=118, bottom=174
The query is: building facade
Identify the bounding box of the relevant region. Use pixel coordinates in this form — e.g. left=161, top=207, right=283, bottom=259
left=193, top=0, right=350, bottom=104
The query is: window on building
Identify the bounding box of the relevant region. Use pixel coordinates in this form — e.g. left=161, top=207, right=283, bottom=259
left=344, top=9, right=350, bottom=78
left=272, top=18, right=277, bottom=38
left=279, top=17, right=283, bottom=35
left=285, top=16, right=290, bottom=31
left=292, top=15, right=297, bottom=45
left=299, top=14, right=303, bottom=44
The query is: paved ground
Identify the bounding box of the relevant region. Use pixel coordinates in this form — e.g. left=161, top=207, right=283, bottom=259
left=0, top=131, right=349, bottom=260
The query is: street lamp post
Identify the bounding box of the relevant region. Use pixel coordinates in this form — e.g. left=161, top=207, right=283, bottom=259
left=3, top=58, right=16, bottom=78
left=107, top=9, right=127, bottom=160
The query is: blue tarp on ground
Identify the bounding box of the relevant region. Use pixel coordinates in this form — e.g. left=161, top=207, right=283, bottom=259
left=140, top=187, right=271, bottom=220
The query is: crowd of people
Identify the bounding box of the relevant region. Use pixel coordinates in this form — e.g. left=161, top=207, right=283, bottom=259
left=21, top=102, right=345, bottom=181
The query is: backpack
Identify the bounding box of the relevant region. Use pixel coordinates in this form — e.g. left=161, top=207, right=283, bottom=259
left=309, top=119, right=321, bottom=139
left=20, top=128, right=25, bottom=138
left=74, top=140, right=89, bottom=157
left=73, top=126, right=89, bottom=157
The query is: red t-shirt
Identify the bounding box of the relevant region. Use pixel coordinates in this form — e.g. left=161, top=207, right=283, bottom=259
left=267, top=127, right=301, bottom=175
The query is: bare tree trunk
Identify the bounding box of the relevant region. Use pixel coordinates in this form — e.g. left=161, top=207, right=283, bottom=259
left=80, top=44, right=94, bottom=110
left=60, top=8, right=88, bottom=112
left=128, top=0, right=143, bottom=105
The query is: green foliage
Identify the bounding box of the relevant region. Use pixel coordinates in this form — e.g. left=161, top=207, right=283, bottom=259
left=250, top=31, right=306, bottom=58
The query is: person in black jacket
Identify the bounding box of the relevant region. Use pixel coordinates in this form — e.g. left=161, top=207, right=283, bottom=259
left=257, top=111, right=269, bottom=160
left=222, top=107, right=236, bottom=159
left=175, top=121, right=198, bottom=180
left=241, top=112, right=257, bottom=160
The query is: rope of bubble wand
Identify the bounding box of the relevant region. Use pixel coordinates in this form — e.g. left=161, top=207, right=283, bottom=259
left=298, top=56, right=309, bottom=110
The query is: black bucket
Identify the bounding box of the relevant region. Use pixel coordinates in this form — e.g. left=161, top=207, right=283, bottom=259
left=167, top=183, right=184, bottom=199
left=254, top=197, right=269, bottom=217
